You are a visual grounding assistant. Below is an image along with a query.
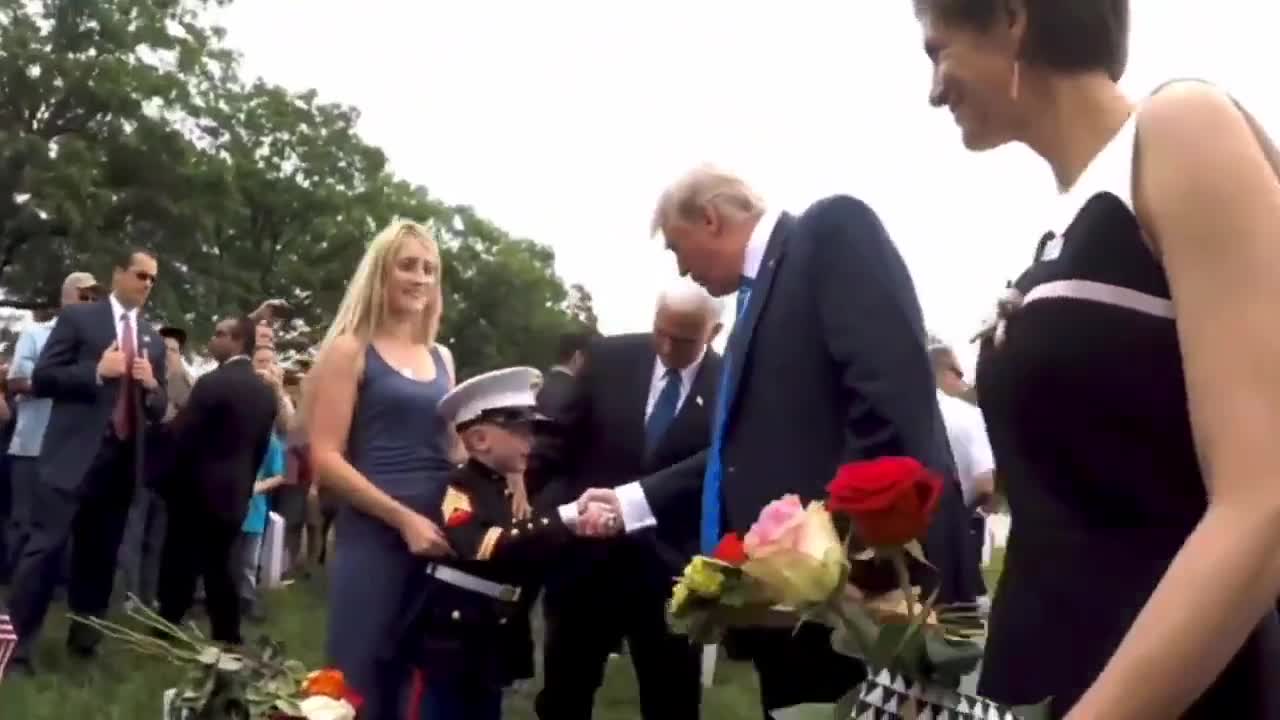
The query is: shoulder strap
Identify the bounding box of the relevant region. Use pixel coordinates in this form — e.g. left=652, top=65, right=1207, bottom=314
left=429, top=344, right=453, bottom=385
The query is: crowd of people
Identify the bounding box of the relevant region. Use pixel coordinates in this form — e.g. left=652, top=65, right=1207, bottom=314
left=0, top=257, right=331, bottom=674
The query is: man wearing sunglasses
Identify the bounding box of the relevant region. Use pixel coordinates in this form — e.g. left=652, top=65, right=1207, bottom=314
left=6, top=249, right=168, bottom=673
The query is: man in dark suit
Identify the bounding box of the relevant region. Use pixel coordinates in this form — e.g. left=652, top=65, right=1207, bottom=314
left=574, top=166, right=972, bottom=717
left=534, top=279, right=723, bottom=720
left=526, top=330, right=596, bottom=498
left=156, top=316, right=277, bottom=645
left=7, top=249, right=167, bottom=671
left=536, top=330, right=593, bottom=420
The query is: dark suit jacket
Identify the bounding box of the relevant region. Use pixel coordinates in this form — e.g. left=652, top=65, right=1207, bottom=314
left=32, top=299, right=168, bottom=491
left=640, top=196, right=973, bottom=603
left=168, top=358, right=278, bottom=527
left=535, top=367, right=576, bottom=420
left=546, top=333, right=720, bottom=591
left=526, top=367, right=576, bottom=498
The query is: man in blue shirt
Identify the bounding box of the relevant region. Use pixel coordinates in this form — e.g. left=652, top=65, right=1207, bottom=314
left=5, top=272, right=101, bottom=571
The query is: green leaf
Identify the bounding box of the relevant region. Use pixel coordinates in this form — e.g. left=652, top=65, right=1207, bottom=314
left=921, top=630, right=984, bottom=680
left=903, top=539, right=933, bottom=568
left=830, top=600, right=878, bottom=661
left=834, top=685, right=862, bottom=720
left=869, top=619, right=926, bottom=674
left=768, top=703, right=838, bottom=720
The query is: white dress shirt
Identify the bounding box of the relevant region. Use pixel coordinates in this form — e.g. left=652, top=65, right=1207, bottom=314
left=741, top=207, right=782, bottom=283
left=108, top=293, right=140, bottom=349
left=644, top=350, right=706, bottom=420
left=936, top=389, right=996, bottom=507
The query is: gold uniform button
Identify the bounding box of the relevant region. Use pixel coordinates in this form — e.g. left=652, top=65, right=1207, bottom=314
left=511, top=529, right=520, bottom=537
left=541, top=517, right=550, bottom=526
left=451, top=610, right=461, bottom=621
left=499, top=618, right=508, bottom=625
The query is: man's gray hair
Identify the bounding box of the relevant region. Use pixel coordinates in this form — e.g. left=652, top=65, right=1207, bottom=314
left=650, top=164, right=766, bottom=236
left=656, top=275, right=725, bottom=322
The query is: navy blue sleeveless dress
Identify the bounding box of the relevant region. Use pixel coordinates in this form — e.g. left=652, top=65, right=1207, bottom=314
left=975, top=113, right=1280, bottom=717
left=326, top=344, right=454, bottom=720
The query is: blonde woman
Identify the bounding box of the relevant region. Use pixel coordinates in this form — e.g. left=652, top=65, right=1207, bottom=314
left=307, top=219, right=458, bottom=720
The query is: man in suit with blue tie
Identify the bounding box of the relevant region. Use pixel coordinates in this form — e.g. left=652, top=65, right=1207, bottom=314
left=6, top=248, right=168, bottom=673
left=571, top=166, right=971, bottom=717
left=534, top=278, right=723, bottom=720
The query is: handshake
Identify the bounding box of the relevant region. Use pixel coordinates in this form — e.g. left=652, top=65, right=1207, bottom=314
left=569, top=488, right=625, bottom=538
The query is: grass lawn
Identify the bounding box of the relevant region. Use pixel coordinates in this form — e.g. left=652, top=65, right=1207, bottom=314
left=1, top=549, right=1005, bottom=719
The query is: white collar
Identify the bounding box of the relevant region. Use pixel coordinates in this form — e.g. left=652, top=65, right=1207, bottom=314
left=550, top=364, right=575, bottom=377
left=108, top=293, right=138, bottom=322
left=742, top=207, right=782, bottom=281
left=653, top=346, right=706, bottom=389
left=223, top=355, right=250, bottom=366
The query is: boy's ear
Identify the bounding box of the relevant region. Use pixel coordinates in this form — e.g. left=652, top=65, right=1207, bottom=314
left=459, top=425, right=486, bottom=451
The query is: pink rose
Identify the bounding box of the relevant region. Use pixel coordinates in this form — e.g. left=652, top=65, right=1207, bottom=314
left=744, top=494, right=807, bottom=557
left=741, top=495, right=845, bottom=606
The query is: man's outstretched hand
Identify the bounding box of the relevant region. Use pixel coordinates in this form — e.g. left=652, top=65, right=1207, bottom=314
left=575, top=488, right=623, bottom=538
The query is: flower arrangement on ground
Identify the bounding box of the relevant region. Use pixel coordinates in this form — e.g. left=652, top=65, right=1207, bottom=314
left=71, top=600, right=362, bottom=720
left=668, top=457, right=1050, bottom=719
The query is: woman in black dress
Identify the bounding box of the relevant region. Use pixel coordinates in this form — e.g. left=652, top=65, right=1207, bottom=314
left=911, top=1, right=1280, bottom=717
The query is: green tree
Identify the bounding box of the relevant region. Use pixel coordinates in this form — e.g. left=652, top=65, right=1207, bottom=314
left=437, top=206, right=583, bottom=379
left=564, top=282, right=599, bottom=331
left=0, top=0, right=592, bottom=375
left=0, top=0, right=234, bottom=307
left=165, top=79, right=404, bottom=353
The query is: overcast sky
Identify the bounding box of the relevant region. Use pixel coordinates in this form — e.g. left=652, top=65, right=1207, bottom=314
left=217, top=1, right=1276, bottom=368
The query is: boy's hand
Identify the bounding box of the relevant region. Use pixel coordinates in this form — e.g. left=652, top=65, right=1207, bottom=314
left=398, top=511, right=453, bottom=558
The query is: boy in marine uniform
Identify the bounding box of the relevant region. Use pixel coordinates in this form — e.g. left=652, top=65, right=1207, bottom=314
left=397, top=366, right=616, bottom=720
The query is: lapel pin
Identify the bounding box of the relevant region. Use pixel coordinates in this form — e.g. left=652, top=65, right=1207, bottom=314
left=695, top=395, right=704, bottom=406
left=1038, top=231, right=1064, bottom=262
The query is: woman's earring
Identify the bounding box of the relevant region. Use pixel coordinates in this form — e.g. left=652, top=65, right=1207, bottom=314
left=1009, top=60, right=1021, bottom=101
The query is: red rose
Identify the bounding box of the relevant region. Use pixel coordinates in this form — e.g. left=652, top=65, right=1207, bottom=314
left=343, top=686, right=365, bottom=711
left=825, top=457, right=943, bottom=547
left=711, top=532, right=748, bottom=565
left=446, top=509, right=473, bottom=528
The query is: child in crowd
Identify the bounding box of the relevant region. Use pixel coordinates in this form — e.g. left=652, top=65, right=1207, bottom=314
left=240, top=430, right=286, bottom=622
left=395, top=367, right=616, bottom=720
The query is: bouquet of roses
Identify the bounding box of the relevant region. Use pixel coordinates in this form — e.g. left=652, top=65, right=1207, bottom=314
left=667, top=457, right=1049, bottom=720
left=72, top=600, right=362, bottom=720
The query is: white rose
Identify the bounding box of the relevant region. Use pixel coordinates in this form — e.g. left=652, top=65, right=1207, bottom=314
left=298, top=695, right=357, bottom=720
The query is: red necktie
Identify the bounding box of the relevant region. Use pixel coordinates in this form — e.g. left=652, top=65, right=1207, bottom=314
left=111, top=313, right=136, bottom=439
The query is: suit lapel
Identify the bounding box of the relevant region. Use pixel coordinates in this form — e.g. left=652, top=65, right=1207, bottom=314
left=622, top=344, right=655, bottom=457
left=96, top=299, right=116, bottom=350
left=723, top=214, right=792, bottom=418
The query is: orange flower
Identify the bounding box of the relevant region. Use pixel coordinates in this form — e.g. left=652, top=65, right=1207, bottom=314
left=303, top=668, right=347, bottom=699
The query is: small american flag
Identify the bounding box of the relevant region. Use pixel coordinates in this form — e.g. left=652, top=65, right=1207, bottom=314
left=0, top=612, right=17, bottom=682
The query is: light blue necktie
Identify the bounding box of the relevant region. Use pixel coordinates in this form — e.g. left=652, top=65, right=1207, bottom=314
left=644, top=368, right=682, bottom=454
left=700, top=278, right=753, bottom=553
